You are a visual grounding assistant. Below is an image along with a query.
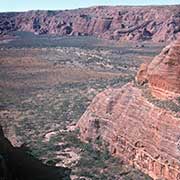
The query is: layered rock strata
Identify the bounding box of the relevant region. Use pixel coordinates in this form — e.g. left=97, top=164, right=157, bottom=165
left=0, top=5, right=180, bottom=42
left=136, top=39, right=180, bottom=99
left=77, top=83, right=180, bottom=180
left=77, top=40, right=180, bottom=180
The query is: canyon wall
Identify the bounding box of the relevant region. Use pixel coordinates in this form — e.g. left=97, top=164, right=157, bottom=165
left=136, top=39, right=180, bottom=99
left=77, top=40, right=180, bottom=179
left=0, top=5, right=180, bottom=42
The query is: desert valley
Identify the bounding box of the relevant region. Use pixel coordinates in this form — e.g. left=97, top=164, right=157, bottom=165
left=0, top=4, right=180, bottom=180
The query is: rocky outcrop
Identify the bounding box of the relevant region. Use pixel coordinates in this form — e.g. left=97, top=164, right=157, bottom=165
left=136, top=39, right=180, bottom=99
left=135, top=63, right=149, bottom=85
left=0, top=12, right=18, bottom=35
left=0, top=5, right=180, bottom=42
left=0, top=126, right=71, bottom=180
left=77, top=40, right=180, bottom=180
left=77, top=83, right=180, bottom=180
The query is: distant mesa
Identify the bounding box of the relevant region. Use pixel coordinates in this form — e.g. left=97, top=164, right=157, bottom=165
left=0, top=5, right=180, bottom=42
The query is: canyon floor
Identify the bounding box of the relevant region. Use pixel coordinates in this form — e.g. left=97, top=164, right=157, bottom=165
left=0, top=33, right=165, bottom=179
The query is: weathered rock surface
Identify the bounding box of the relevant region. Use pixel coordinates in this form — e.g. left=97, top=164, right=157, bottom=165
left=135, top=63, right=149, bottom=85
left=0, top=5, right=180, bottom=42
left=77, top=40, right=180, bottom=180
left=77, top=83, right=180, bottom=180
left=136, top=39, right=180, bottom=99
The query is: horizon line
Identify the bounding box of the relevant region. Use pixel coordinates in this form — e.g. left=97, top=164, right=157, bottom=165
left=0, top=4, right=180, bottom=13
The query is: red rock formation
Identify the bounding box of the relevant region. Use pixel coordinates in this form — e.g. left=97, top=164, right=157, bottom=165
left=136, top=39, right=180, bottom=99
left=77, top=40, right=180, bottom=179
left=136, top=63, right=149, bottom=85
left=77, top=83, right=180, bottom=180
left=0, top=5, right=180, bottom=42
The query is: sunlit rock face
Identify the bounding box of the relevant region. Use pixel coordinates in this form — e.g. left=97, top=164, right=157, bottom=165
left=77, top=40, right=180, bottom=180
left=147, top=39, right=180, bottom=99
left=77, top=83, right=180, bottom=180
left=0, top=5, right=180, bottom=42
left=136, top=39, right=180, bottom=99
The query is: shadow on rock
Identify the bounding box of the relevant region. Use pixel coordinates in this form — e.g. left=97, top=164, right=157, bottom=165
left=0, top=126, right=71, bottom=180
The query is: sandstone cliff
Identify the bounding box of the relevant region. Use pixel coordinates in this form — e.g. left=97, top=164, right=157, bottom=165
left=136, top=39, right=180, bottom=99
left=0, top=5, right=180, bottom=42
left=77, top=40, right=180, bottom=180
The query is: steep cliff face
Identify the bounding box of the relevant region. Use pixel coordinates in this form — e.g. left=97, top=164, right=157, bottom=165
left=77, top=40, right=180, bottom=180
left=77, top=83, right=180, bottom=180
left=136, top=39, right=180, bottom=99
left=0, top=5, right=180, bottom=42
